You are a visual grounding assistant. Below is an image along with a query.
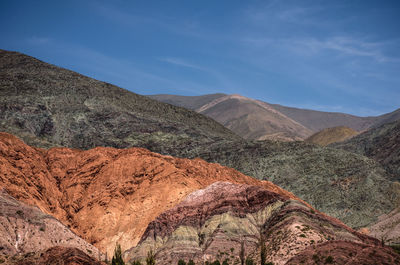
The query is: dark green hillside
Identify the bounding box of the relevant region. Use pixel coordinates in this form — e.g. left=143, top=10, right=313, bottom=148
left=0, top=50, right=239, bottom=152
left=194, top=140, right=398, bottom=228
left=332, top=120, right=400, bottom=181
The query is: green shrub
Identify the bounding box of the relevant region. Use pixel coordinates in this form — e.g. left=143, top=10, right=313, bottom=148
left=178, top=260, right=186, bottom=265
left=245, top=257, right=255, bottom=265
left=111, top=244, right=125, bottom=265
left=325, top=256, right=334, bottom=264
left=146, top=250, right=155, bottom=265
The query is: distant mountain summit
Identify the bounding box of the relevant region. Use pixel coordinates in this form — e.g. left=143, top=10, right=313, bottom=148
left=149, top=93, right=400, bottom=141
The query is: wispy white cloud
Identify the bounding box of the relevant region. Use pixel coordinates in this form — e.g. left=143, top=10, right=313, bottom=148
left=26, top=36, right=52, bottom=45
left=292, top=37, right=399, bottom=62
left=158, top=57, right=206, bottom=71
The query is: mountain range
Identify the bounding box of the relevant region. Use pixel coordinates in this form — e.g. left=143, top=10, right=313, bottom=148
left=1, top=49, right=400, bottom=264
left=1, top=50, right=398, bottom=230
left=149, top=93, right=400, bottom=141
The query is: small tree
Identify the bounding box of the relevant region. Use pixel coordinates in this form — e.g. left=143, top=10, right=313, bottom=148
left=178, top=260, right=186, bottom=265
left=260, top=235, right=267, bottom=265
left=187, top=260, right=195, bottom=265
left=111, top=244, right=125, bottom=265
left=239, top=240, right=245, bottom=265
left=245, top=257, right=255, bottom=265
left=146, top=250, right=155, bottom=265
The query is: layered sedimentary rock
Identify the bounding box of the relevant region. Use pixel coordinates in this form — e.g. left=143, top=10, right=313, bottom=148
left=126, top=182, right=388, bottom=265
left=0, top=132, right=297, bottom=256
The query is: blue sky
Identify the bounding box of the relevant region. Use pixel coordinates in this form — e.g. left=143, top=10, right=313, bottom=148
left=1, top=0, right=399, bottom=116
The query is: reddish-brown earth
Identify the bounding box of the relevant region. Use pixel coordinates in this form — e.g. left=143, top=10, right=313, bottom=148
left=0, top=132, right=300, bottom=255
left=286, top=240, right=400, bottom=265
left=0, top=246, right=105, bottom=265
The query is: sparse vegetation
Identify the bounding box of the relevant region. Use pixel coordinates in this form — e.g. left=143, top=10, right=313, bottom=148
left=146, top=250, right=155, bottom=265
left=111, top=244, right=125, bottom=265
left=245, top=257, right=255, bottom=265
left=325, top=256, right=334, bottom=264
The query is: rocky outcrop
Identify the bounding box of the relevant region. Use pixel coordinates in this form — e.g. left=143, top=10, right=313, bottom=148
left=0, top=189, right=102, bottom=259
left=0, top=132, right=298, bottom=256
left=126, top=182, right=387, bottom=265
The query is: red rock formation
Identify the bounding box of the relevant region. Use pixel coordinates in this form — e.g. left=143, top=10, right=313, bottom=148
left=0, top=132, right=301, bottom=255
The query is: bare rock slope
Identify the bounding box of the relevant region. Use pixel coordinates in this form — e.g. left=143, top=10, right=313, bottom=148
left=0, top=189, right=101, bottom=259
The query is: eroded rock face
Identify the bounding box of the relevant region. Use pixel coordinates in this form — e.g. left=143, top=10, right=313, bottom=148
left=0, top=189, right=101, bottom=260
left=1, top=246, right=104, bottom=265
left=0, top=132, right=298, bottom=256
left=126, top=182, right=384, bottom=265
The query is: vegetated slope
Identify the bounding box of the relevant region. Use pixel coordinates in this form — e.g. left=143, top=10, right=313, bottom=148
left=0, top=189, right=102, bottom=259
left=305, top=126, right=359, bottom=146
left=0, top=246, right=104, bottom=265
left=0, top=49, right=239, bottom=153
left=195, top=140, right=398, bottom=228
left=0, top=132, right=298, bottom=257
left=151, top=94, right=313, bottom=141
left=126, top=182, right=397, bottom=265
left=148, top=93, right=226, bottom=110
left=372, top=107, right=400, bottom=128
left=332, top=119, right=400, bottom=181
